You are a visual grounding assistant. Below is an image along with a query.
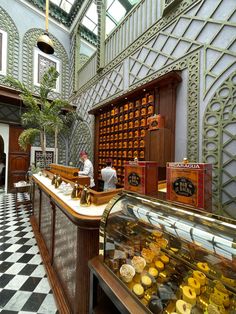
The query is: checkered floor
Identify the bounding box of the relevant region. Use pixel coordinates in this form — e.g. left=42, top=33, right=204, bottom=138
left=0, top=193, right=58, bottom=313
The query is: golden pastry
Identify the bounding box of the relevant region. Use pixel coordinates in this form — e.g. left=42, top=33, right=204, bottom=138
left=209, top=293, right=224, bottom=308
left=141, top=248, right=155, bottom=264
left=149, top=242, right=161, bottom=256
left=141, top=275, right=152, bottom=288
left=155, top=260, right=164, bottom=271
left=197, top=262, right=210, bottom=273
left=187, top=277, right=201, bottom=295
left=160, top=255, right=170, bottom=264
left=131, top=256, right=146, bottom=273
left=221, top=274, right=235, bottom=287
left=132, top=283, right=144, bottom=298
left=213, top=289, right=230, bottom=307
left=119, top=264, right=135, bottom=283
left=152, top=230, right=163, bottom=238
left=175, top=300, right=192, bottom=314
left=148, top=267, right=158, bottom=278
left=204, top=304, right=220, bottom=314
left=193, top=270, right=206, bottom=286
left=170, top=247, right=179, bottom=253
left=182, top=286, right=197, bottom=306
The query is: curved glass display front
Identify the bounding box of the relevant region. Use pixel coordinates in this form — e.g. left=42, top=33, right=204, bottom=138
left=100, top=192, right=236, bottom=314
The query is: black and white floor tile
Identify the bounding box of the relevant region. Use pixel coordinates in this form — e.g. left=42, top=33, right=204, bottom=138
left=0, top=193, right=58, bottom=313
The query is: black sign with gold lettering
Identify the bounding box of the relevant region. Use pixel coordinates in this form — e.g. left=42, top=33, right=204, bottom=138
left=172, top=177, right=195, bottom=197
left=128, top=172, right=141, bottom=186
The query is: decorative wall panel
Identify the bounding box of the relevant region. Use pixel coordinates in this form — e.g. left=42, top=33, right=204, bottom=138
left=203, top=72, right=236, bottom=217
left=0, top=6, right=19, bottom=83
left=22, top=28, right=69, bottom=99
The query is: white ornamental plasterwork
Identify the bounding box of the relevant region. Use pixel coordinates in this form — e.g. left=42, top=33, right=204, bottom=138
left=129, top=0, right=236, bottom=96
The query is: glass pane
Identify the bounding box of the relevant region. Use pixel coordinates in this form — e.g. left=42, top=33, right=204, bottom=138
left=82, top=16, right=97, bottom=32
left=127, top=0, right=139, bottom=4
left=67, top=0, right=75, bottom=4
left=60, top=0, right=72, bottom=13
left=106, top=16, right=116, bottom=35
left=50, top=0, right=61, bottom=5
left=107, top=0, right=126, bottom=22
left=106, top=0, right=114, bottom=9
left=86, top=2, right=98, bottom=24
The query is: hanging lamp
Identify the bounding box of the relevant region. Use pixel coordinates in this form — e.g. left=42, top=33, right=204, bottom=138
left=37, top=0, right=54, bottom=54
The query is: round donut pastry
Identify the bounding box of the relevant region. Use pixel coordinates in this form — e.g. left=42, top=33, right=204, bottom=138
left=160, top=254, right=170, bottom=264
left=197, top=262, right=210, bottom=273
left=141, top=248, right=155, bottom=263
left=141, top=275, right=152, bottom=288
left=187, top=277, right=201, bottom=295
left=131, top=256, right=146, bottom=273
left=148, top=296, right=163, bottom=314
left=119, top=264, right=135, bottom=283
left=132, top=283, right=144, bottom=298
left=182, top=286, right=197, bottom=306
left=148, top=267, right=158, bottom=278
left=155, top=260, right=165, bottom=271
left=175, top=299, right=192, bottom=314
left=204, top=304, right=221, bottom=314
left=193, top=270, right=206, bottom=286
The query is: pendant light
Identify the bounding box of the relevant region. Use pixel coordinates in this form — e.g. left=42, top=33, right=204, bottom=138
left=37, top=0, right=54, bottom=54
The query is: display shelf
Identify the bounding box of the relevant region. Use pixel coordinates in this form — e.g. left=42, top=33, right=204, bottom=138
left=97, top=192, right=236, bottom=314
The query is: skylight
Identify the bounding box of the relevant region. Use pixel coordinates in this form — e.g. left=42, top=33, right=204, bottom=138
left=82, top=0, right=127, bottom=37
left=50, top=0, right=75, bottom=14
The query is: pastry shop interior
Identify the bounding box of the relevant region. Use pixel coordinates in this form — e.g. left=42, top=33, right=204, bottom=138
left=0, top=0, right=235, bottom=313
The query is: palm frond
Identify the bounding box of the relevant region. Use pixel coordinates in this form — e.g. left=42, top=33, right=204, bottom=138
left=18, top=129, right=40, bottom=151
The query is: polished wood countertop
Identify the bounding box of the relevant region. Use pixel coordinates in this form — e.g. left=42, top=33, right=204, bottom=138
left=32, top=174, right=106, bottom=229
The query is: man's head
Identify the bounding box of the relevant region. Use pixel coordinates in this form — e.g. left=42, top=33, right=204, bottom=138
left=79, top=151, right=88, bottom=162
left=106, top=159, right=112, bottom=167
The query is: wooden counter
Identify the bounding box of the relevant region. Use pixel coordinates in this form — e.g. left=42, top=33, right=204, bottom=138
left=31, top=174, right=106, bottom=314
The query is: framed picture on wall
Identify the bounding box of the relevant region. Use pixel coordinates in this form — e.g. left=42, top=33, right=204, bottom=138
left=33, top=48, right=61, bottom=92
left=0, top=29, right=7, bottom=76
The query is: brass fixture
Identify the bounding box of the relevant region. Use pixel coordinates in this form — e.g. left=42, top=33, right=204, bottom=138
left=37, top=0, right=54, bottom=54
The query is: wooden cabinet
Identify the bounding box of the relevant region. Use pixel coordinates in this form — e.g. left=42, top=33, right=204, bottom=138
left=145, top=128, right=172, bottom=166
left=91, top=71, right=182, bottom=187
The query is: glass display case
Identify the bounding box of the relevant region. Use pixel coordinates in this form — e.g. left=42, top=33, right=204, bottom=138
left=99, top=192, right=236, bottom=314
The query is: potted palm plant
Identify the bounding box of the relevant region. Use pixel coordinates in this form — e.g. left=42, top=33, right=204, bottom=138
left=5, top=66, right=72, bottom=167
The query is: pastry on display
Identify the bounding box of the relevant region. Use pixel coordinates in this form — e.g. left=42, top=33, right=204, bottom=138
left=148, top=296, right=163, bottom=313
left=141, top=248, right=155, bottom=263
left=141, top=275, right=152, bottom=288
left=197, top=262, right=210, bottom=273
left=187, top=277, right=201, bottom=295
left=160, top=255, right=170, bottom=264
left=132, top=283, right=144, bottom=298
left=148, top=267, right=158, bottom=278
left=209, top=293, right=224, bottom=310
left=175, top=299, right=192, bottom=314
left=131, top=256, right=146, bottom=273
left=158, top=283, right=177, bottom=300
left=204, top=304, right=221, bottom=314
left=119, top=264, right=135, bottom=283
left=182, top=286, right=197, bottom=305
left=193, top=270, right=206, bottom=286
left=155, top=260, right=165, bottom=271
left=149, top=242, right=161, bottom=256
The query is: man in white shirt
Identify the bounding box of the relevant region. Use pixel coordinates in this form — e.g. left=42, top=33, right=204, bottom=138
left=101, top=159, right=117, bottom=191
left=78, top=151, right=95, bottom=188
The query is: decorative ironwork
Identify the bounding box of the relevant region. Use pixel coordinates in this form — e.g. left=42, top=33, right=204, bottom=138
left=0, top=6, right=19, bottom=83
left=202, top=72, right=236, bottom=217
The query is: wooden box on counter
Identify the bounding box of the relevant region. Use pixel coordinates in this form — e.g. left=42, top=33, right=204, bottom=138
left=46, top=164, right=90, bottom=186
left=124, top=161, right=159, bottom=196
left=166, top=162, right=212, bottom=211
